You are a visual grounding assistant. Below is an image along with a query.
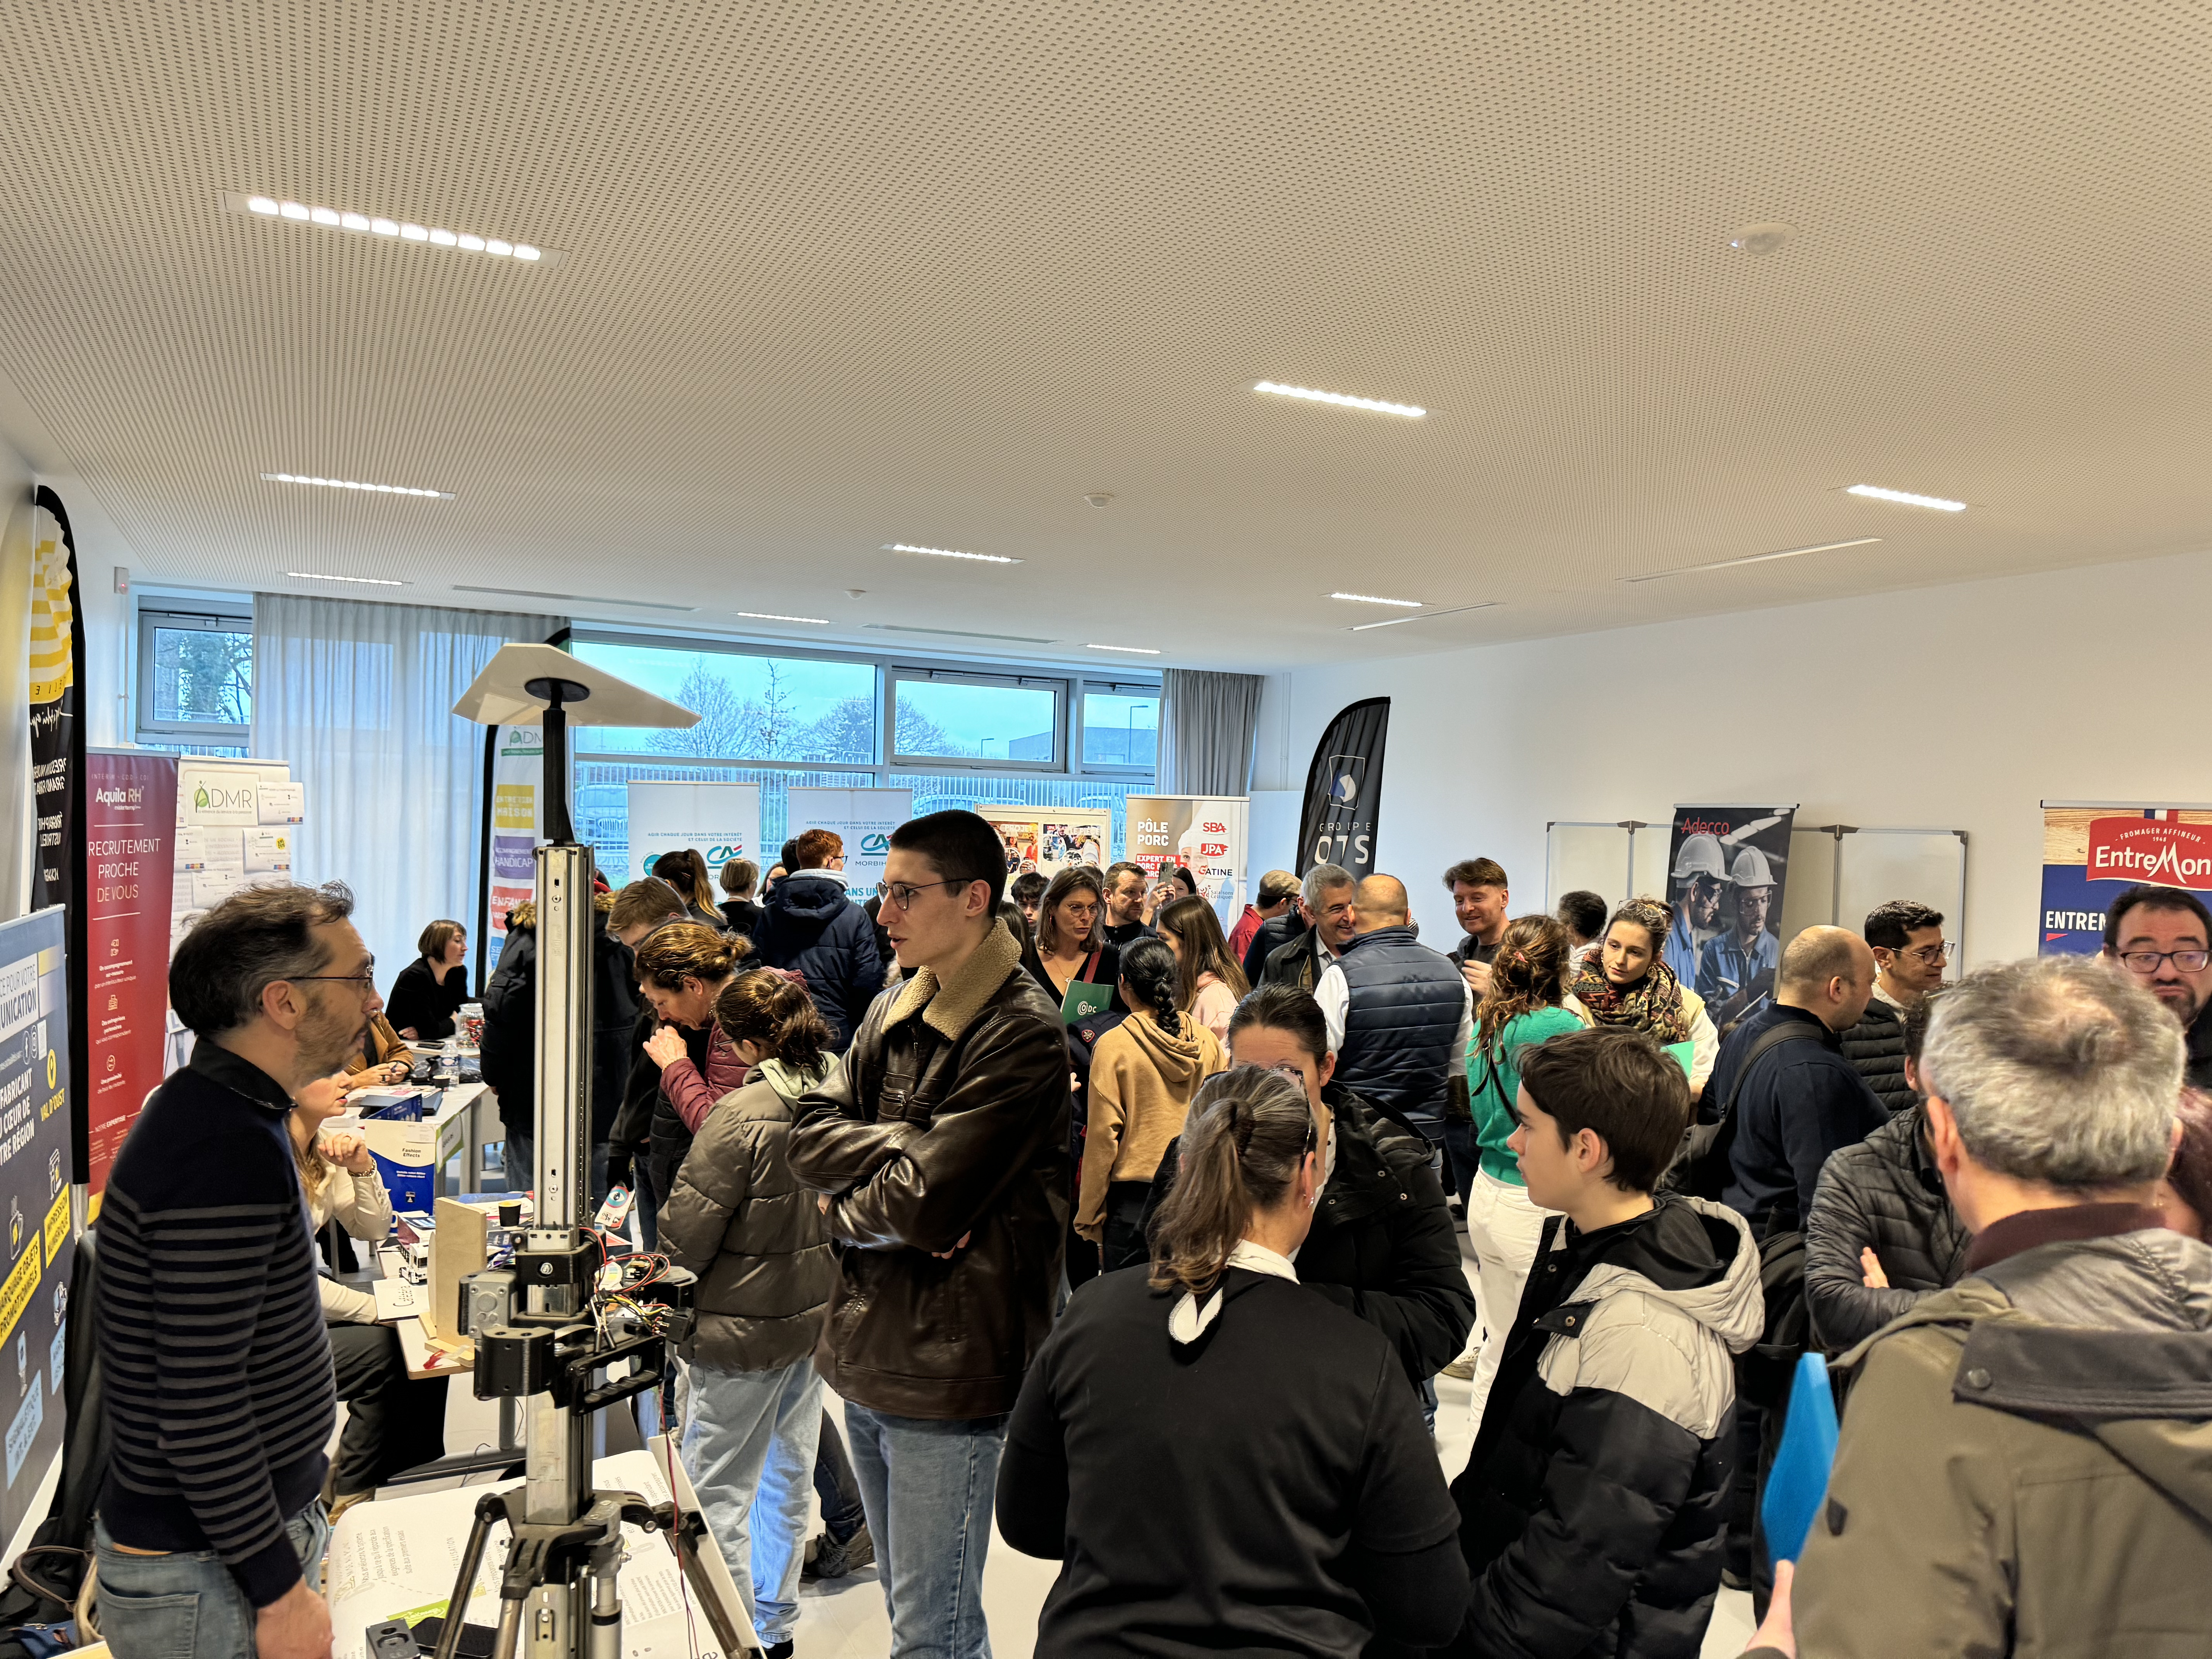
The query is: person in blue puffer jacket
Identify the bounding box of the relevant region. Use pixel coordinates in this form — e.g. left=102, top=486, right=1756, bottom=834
left=752, top=826, right=885, bottom=1051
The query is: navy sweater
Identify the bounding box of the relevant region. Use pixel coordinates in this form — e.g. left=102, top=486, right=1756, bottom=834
left=96, top=1042, right=335, bottom=1606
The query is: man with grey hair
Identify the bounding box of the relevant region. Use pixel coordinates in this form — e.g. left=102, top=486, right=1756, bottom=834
left=1260, top=863, right=1358, bottom=994
left=1745, top=955, right=2211, bottom=1658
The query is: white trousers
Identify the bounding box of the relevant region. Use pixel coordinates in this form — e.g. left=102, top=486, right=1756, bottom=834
left=1466, top=1167, right=1556, bottom=1432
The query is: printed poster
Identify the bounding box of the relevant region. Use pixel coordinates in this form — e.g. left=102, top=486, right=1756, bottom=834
left=1660, top=804, right=1798, bottom=1028
left=625, top=781, right=761, bottom=888
left=975, top=808, right=1111, bottom=884
left=786, top=786, right=911, bottom=898
left=1122, top=795, right=1249, bottom=926
left=84, top=753, right=176, bottom=1205
left=2039, top=804, right=2212, bottom=955
left=485, top=726, right=543, bottom=974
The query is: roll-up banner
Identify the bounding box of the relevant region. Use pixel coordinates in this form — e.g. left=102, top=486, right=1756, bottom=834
left=786, top=787, right=912, bottom=898
left=625, top=781, right=761, bottom=888
left=976, top=807, right=1110, bottom=884
left=1661, top=804, right=1798, bottom=1027
left=0, top=905, right=73, bottom=1551
left=1295, top=698, right=1389, bottom=882
left=483, top=726, right=543, bottom=975
left=1123, top=795, right=1249, bottom=927
left=2038, top=803, right=2212, bottom=956
left=26, top=493, right=83, bottom=1190
left=84, top=753, right=176, bottom=1212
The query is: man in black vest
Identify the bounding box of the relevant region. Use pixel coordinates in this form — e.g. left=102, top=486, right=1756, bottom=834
left=1313, top=874, right=1471, bottom=1146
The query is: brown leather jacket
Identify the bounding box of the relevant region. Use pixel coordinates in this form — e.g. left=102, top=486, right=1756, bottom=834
left=788, top=919, right=1070, bottom=1419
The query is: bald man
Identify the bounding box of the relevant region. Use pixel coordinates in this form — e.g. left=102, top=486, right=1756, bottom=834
left=1707, top=925, right=1888, bottom=1226
left=1312, top=874, right=1474, bottom=1145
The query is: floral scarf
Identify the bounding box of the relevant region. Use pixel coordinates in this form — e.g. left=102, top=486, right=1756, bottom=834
left=1570, top=955, right=1692, bottom=1044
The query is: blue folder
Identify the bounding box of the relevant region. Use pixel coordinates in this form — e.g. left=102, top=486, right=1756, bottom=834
left=1761, top=1352, right=1840, bottom=1564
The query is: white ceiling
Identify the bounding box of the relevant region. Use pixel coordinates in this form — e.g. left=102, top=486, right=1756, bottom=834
left=4, top=1, right=2212, bottom=673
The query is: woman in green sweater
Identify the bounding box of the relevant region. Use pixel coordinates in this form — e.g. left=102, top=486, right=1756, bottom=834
left=1462, top=914, right=1585, bottom=1429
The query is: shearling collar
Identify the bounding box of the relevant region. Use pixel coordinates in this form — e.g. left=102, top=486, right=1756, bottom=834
left=883, top=918, right=1024, bottom=1042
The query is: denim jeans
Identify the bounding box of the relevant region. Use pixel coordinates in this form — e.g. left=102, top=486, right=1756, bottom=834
left=843, top=1403, right=1008, bottom=1659
left=93, top=1498, right=329, bottom=1659
left=813, top=1408, right=867, bottom=1543
left=1441, top=1120, right=1479, bottom=1209
left=681, top=1358, right=824, bottom=1649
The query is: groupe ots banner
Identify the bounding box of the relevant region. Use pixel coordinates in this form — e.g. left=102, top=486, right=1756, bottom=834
left=84, top=753, right=176, bottom=1207
left=27, top=491, right=84, bottom=1186
left=625, top=781, right=761, bottom=888
left=1660, top=804, right=1798, bottom=1028
left=787, top=787, right=911, bottom=897
left=2038, top=804, right=2212, bottom=955
left=1124, top=795, right=1249, bottom=926
left=977, top=808, right=1110, bottom=883
left=1295, top=698, right=1388, bottom=882
left=482, top=725, right=543, bottom=974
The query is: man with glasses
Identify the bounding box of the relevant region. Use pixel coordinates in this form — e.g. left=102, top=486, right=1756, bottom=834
left=93, top=883, right=374, bottom=1659
left=790, top=810, right=1067, bottom=1659
left=2100, top=883, right=2212, bottom=1088
left=1842, top=900, right=1951, bottom=1115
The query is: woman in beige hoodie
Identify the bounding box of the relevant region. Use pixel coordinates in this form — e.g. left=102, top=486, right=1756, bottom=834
left=1079, top=937, right=1228, bottom=1271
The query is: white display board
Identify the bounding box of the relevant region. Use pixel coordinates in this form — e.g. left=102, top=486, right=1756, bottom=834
left=1545, top=821, right=1634, bottom=912
left=1123, top=794, right=1250, bottom=925
left=786, top=785, right=912, bottom=897
left=172, top=757, right=302, bottom=957
left=625, top=780, right=761, bottom=887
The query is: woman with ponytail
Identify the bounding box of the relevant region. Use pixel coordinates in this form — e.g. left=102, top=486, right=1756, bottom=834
left=998, top=1065, right=1470, bottom=1655
left=656, top=972, right=840, bottom=1659
left=1075, top=936, right=1225, bottom=1271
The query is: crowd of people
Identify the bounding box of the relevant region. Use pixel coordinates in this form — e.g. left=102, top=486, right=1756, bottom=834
left=89, top=812, right=2212, bottom=1659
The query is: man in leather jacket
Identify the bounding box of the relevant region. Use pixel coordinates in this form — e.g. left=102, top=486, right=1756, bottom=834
left=790, top=810, right=1067, bottom=1659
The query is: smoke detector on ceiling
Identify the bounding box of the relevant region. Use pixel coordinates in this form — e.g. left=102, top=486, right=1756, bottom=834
left=845, top=588, right=867, bottom=598
left=1728, top=222, right=1797, bottom=256
left=1083, top=492, right=1115, bottom=509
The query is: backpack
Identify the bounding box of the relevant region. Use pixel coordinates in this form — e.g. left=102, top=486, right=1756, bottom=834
left=1658, top=1019, right=1821, bottom=1201
left=1737, top=1209, right=1812, bottom=1410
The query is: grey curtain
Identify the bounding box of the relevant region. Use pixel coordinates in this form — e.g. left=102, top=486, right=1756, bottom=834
left=1158, top=668, right=1263, bottom=797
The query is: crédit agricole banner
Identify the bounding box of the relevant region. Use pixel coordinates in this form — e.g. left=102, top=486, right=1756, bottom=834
left=2039, top=804, right=2212, bottom=955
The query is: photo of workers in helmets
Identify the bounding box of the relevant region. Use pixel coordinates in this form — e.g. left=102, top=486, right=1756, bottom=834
left=1661, top=805, right=1797, bottom=1029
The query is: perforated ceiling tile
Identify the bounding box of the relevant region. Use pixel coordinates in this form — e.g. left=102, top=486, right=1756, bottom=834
left=2, top=1, right=2212, bottom=667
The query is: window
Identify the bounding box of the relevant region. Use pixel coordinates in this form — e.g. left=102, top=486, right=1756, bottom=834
left=1079, top=683, right=1158, bottom=771
left=137, top=605, right=252, bottom=740
left=890, top=670, right=1063, bottom=768
left=568, top=640, right=878, bottom=764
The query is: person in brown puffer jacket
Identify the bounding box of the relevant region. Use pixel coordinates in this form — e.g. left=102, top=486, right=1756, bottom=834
left=655, top=973, right=838, bottom=1658
left=1078, top=937, right=1226, bottom=1271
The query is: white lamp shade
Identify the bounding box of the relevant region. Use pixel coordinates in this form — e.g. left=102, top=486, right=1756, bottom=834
left=450, top=642, right=701, bottom=729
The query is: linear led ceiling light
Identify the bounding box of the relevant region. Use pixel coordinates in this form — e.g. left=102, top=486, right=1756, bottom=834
left=1845, top=483, right=1965, bottom=512
left=1624, top=537, right=1882, bottom=584
left=736, top=610, right=830, bottom=625
left=1086, top=643, right=1162, bottom=655
left=228, top=192, right=559, bottom=265
left=1255, top=381, right=1425, bottom=419
left=263, top=471, right=453, bottom=499
left=1351, top=601, right=1499, bottom=631
left=1329, top=591, right=1422, bottom=608
left=885, top=543, right=1023, bottom=565
left=287, top=571, right=408, bottom=586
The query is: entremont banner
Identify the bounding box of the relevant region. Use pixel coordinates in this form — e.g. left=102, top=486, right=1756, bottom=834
left=2039, top=803, right=2212, bottom=955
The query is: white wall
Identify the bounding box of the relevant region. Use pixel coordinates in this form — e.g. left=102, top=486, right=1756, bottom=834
left=1254, top=547, right=2212, bottom=965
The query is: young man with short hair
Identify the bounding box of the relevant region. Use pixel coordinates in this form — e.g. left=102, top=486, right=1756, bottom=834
left=1229, top=867, right=1300, bottom=966
left=1555, top=889, right=1608, bottom=971
left=2100, top=881, right=2212, bottom=1088
left=1446, top=1027, right=1760, bottom=1659
left=604, top=878, right=695, bottom=1244
left=1445, top=857, right=1510, bottom=998
left=790, top=810, right=1068, bottom=1659
left=1840, top=898, right=1949, bottom=1114
left=94, top=883, right=377, bottom=1659
left=1099, top=860, right=1152, bottom=948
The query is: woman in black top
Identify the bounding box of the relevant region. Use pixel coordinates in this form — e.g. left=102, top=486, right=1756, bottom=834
left=998, top=1065, right=1470, bottom=1658
left=385, top=919, right=469, bottom=1042
left=1020, top=866, right=1120, bottom=1011
left=718, top=856, right=763, bottom=936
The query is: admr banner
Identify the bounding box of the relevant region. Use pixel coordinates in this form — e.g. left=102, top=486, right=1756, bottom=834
left=2038, top=803, right=2212, bottom=955
left=1295, top=698, right=1389, bottom=882
left=27, top=490, right=84, bottom=1182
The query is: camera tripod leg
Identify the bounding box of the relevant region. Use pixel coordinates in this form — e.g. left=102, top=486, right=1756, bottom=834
left=433, top=1494, right=506, bottom=1659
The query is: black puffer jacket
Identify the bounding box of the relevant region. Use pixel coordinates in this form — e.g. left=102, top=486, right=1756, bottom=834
left=1804, top=1103, right=1970, bottom=1354
left=1837, top=997, right=1915, bottom=1117
left=753, top=871, right=884, bottom=1051
left=1448, top=1199, right=1762, bottom=1659
left=1139, top=1085, right=1475, bottom=1389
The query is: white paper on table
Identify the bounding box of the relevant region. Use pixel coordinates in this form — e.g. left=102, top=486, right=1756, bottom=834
left=258, top=781, right=306, bottom=824
left=326, top=1448, right=750, bottom=1659
left=371, top=1279, right=424, bottom=1321
left=243, top=828, right=295, bottom=874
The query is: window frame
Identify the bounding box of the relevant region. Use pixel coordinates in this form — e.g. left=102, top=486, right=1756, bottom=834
left=1074, top=677, right=1161, bottom=777
left=886, top=665, right=1067, bottom=773
left=135, top=603, right=254, bottom=740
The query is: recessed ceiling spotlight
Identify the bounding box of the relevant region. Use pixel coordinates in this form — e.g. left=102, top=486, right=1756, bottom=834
left=1086, top=643, right=1161, bottom=655
left=1728, top=221, right=1797, bottom=256
left=263, top=471, right=453, bottom=499
left=1329, top=592, right=1422, bottom=608
left=1254, top=381, right=1425, bottom=419
left=286, top=571, right=409, bottom=586
left=736, top=611, right=830, bottom=625
left=1846, top=483, right=1966, bottom=512
left=1623, top=537, right=1883, bottom=583
left=885, top=543, right=1023, bottom=565
left=229, top=192, right=556, bottom=265
left=1350, top=601, right=1499, bottom=631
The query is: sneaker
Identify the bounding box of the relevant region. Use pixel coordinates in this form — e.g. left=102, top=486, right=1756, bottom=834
left=802, top=1522, right=874, bottom=1580
left=1438, top=1354, right=1477, bottom=1381
left=764, top=1644, right=794, bottom=1659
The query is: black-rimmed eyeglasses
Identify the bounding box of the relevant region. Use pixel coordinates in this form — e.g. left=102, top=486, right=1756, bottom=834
left=2119, top=948, right=2211, bottom=974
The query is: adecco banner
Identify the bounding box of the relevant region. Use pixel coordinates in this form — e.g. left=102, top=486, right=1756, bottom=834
left=84, top=753, right=176, bottom=1206
left=977, top=807, right=1110, bottom=884
left=625, top=781, right=761, bottom=888
left=787, top=787, right=911, bottom=897
left=1123, top=795, right=1249, bottom=926
left=2038, top=803, right=2212, bottom=955
left=1660, top=804, right=1798, bottom=1028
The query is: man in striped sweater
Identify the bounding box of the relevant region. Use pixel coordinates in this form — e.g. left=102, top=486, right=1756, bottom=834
left=94, top=882, right=377, bottom=1659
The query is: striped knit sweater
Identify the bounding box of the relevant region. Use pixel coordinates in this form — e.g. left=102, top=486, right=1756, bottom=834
left=96, top=1041, right=336, bottom=1606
